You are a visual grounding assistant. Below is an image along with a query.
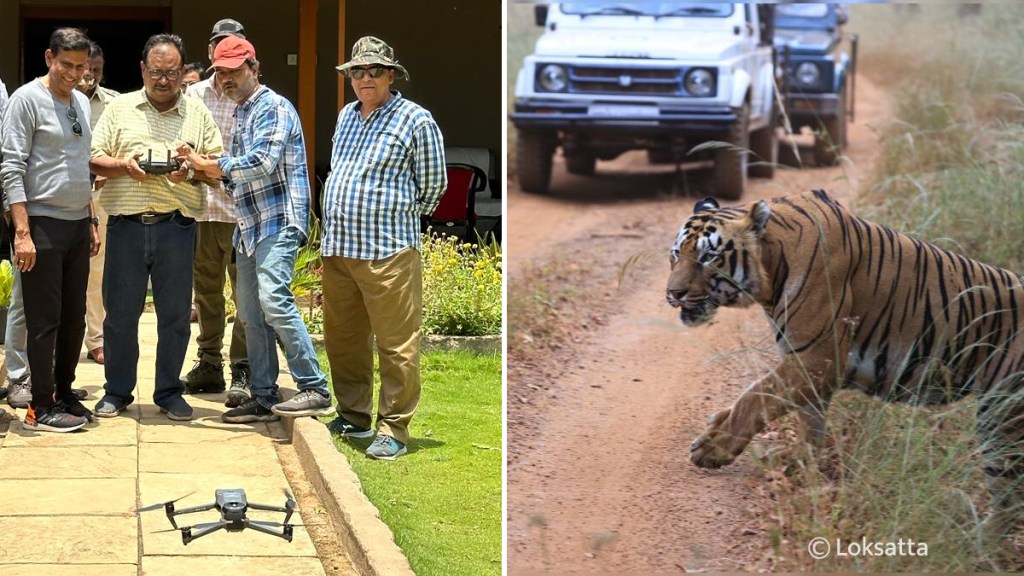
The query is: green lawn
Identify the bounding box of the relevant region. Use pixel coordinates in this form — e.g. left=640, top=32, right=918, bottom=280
left=318, top=349, right=502, bottom=576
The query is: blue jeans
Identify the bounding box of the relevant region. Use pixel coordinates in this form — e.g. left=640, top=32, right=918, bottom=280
left=235, top=227, right=327, bottom=408
left=102, top=214, right=195, bottom=406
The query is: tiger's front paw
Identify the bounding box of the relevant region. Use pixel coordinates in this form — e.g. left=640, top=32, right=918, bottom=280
left=689, top=408, right=743, bottom=469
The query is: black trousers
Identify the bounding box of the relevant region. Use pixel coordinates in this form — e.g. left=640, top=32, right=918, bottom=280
left=21, top=216, right=91, bottom=412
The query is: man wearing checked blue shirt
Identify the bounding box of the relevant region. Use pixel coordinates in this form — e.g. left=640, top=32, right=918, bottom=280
left=318, top=36, right=447, bottom=460
left=177, top=36, right=332, bottom=423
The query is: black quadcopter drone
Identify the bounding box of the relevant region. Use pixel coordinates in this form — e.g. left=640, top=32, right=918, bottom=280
left=140, top=488, right=299, bottom=545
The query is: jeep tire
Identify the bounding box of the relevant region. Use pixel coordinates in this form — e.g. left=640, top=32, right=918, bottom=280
left=814, top=90, right=846, bottom=167
left=748, top=124, right=777, bottom=179
left=714, top=102, right=749, bottom=200
left=565, top=152, right=596, bottom=176
left=516, top=129, right=557, bottom=194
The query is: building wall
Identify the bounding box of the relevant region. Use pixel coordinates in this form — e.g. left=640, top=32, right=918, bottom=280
left=1, top=0, right=501, bottom=176
left=340, top=0, right=502, bottom=168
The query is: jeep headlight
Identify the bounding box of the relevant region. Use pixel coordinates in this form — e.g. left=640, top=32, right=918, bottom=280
left=684, top=68, right=715, bottom=97
left=795, top=62, right=822, bottom=89
left=537, top=64, right=568, bottom=92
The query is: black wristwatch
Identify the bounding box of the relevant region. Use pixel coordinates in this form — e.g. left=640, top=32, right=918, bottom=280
left=90, top=216, right=100, bottom=226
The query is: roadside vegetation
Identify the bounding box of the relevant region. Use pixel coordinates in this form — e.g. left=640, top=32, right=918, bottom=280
left=763, top=4, right=1024, bottom=571
left=507, top=5, right=544, bottom=179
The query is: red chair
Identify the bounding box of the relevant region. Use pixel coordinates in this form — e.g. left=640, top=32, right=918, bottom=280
left=424, top=163, right=488, bottom=242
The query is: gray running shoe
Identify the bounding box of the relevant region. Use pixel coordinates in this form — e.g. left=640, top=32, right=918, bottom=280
left=7, top=379, right=31, bottom=409
left=24, top=408, right=87, bottom=433
left=271, top=390, right=334, bottom=417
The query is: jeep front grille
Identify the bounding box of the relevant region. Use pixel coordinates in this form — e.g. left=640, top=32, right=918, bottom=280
left=569, top=65, right=687, bottom=96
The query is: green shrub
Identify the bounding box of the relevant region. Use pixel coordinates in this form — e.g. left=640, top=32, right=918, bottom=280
left=421, top=232, right=502, bottom=336
left=0, top=260, right=12, bottom=308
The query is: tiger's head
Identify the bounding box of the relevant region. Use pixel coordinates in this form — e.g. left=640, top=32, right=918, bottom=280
left=666, top=197, right=771, bottom=326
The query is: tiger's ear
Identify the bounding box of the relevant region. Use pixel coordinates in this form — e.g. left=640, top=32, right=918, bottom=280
left=693, top=197, right=719, bottom=214
left=749, top=200, right=771, bottom=237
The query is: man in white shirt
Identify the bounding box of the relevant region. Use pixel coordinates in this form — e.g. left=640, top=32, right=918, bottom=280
left=77, top=41, right=120, bottom=366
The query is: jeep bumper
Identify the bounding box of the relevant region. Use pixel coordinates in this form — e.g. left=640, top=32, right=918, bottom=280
left=510, top=99, right=736, bottom=133
left=784, top=92, right=841, bottom=122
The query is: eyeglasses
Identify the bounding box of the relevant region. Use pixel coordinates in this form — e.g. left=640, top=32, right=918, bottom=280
left=349, top=66, right=387, bottom=80
left=146, top=68, right=182, bottom=81
left=66, top=104, right=82, bottom=137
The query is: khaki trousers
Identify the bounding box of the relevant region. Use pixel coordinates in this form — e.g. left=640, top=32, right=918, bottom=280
left=83, top=202, right=107, bottom=351
left=322, top=248, right=421, bottom=443
left=193, top=221, right=247, bottom=367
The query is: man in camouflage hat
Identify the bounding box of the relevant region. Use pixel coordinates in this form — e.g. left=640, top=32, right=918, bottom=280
left=319, top=36, right=447, bottom=460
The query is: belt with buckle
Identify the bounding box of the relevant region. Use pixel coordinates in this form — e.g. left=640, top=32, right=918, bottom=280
left=123, top=211, right=177, bottom=224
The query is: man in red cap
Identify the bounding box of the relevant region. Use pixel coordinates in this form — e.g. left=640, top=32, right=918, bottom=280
left=179, top=37, right=332, bottom=424
left=182, top=18, right=252, bottom=407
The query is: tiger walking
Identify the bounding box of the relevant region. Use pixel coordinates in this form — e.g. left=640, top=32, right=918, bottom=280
left=666, top=190, right=1024, bottom=548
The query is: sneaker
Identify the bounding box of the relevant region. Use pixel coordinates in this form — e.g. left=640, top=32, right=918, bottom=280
left=24, top=406, right=87, bottom=433
left=158, top=396, right=194, bottom=421
left=57, top=395, right=94, bottom=422
left=7, top=379, right=31, bottom=409
left=71, top=388, right=88, bottom=400
left=94, top=395, right=129, bottom=418
left=270, top=390, right=334, bottom=417
left=326, top=416, right=375, bottom=439
left=225, top=366, right=251, bottom=408
left=222, top=398, right=280, bottom=423
left=365, top=434, right=407, bottom=460
left=183, top=359, right=225, bottom=393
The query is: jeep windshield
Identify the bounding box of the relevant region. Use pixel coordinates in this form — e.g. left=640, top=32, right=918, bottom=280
left=560, top=3, right=733, bottom=18
left=775, top=3, right=837, bottom=30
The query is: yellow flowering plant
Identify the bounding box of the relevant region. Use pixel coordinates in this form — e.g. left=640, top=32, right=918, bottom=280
left=421, top=231, right=502, bottom=336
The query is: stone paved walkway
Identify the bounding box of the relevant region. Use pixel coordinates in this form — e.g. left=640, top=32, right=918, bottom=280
left=0, top=312, right=332, bottom=575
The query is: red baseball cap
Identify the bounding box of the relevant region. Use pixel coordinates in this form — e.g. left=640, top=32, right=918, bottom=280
left=209, top=36, right=256, bottom=71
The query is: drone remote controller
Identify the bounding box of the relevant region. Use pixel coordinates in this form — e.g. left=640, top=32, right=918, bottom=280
left=138, top=149, right=183, bottom=175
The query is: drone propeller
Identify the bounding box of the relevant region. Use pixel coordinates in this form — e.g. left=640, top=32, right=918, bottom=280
left=283, top=487, right=296, bottom=504
left=136, top=491, right=196, bottom=513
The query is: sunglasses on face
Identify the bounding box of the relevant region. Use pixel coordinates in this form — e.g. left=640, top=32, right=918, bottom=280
left=66, top=104, right=82, bottom=137
left=349, top=66, right=387, bottom=80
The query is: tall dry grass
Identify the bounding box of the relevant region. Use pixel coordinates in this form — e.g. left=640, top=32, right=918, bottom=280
left=762, top=4, right=1024, bottom=571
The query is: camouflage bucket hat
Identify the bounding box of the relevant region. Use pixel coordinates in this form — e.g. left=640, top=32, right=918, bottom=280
left=335, top=36, right=409, bottom=80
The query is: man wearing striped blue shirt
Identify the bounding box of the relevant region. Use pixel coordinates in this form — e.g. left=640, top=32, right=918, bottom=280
left=179, top=36, right=333, bottom=423
left=319, top=37, right=447, bottom=460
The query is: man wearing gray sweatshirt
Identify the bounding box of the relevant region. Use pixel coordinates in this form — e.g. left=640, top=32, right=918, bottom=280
left=0, top=28, right=100, bottom=432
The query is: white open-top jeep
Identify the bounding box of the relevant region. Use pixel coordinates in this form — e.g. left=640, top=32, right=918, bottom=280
left=511, top=3, right=780, bottom=200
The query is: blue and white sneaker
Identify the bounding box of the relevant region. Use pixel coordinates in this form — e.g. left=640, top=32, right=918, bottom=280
left=365, top=434, right=407, bottom=461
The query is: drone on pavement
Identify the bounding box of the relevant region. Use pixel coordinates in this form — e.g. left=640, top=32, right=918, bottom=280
left=140, top=488, right=299, bottom=545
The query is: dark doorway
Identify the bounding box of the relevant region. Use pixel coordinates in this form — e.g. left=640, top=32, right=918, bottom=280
left=21, top=6, right=171, bottom=94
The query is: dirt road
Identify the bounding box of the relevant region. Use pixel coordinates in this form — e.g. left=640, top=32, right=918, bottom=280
left=507, top=77, right=890, bottom=573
